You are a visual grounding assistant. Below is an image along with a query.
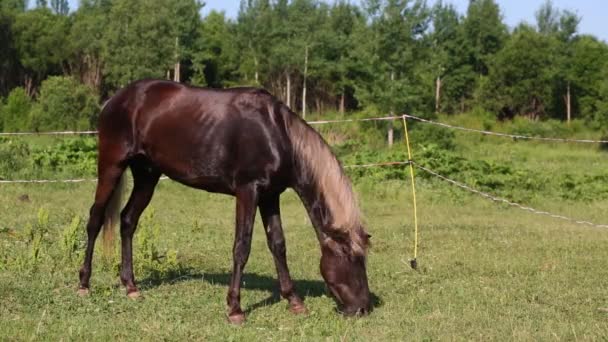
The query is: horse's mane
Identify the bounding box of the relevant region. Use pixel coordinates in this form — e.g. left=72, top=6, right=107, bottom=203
left=283, top=107, right=368, bottom=256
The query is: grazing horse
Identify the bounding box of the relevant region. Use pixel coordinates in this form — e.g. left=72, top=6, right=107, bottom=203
left=78, top=79, right=371, bottom=323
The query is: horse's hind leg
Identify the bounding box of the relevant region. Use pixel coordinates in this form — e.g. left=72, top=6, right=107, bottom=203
left=119, top=159, right=160, bottom=298
left=79, top=162, right=126, bottom=294
left=259, top=195, right=306, bottom=314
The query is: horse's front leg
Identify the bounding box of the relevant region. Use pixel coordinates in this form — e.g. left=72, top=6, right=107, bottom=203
left=259, top=195, right=306, bottom=314
left=227, top=185, right=258, bottom=324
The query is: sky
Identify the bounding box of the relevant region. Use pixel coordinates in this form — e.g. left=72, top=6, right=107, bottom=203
left=64, top=0, right=607, bottom=42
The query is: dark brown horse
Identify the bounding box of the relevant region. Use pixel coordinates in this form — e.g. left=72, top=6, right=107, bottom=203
left=78, top=79, right=371, bottom=323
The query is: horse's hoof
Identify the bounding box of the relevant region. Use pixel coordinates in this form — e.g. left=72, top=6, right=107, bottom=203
left=227, top=313, right=246, bottom=325
left=77, top=288, right=89, bottom=296
left=127, top=290, right=142, bottom=300
left=289, top=303, right=308, bottom=315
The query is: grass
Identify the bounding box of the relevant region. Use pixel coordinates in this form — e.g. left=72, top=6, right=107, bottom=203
left=1, top=122, right=608, bottom=340
left=1, top=178, right=608, bottom=340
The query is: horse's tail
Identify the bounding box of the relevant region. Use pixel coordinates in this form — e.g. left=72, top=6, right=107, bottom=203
left=102, top=171, right=127, bottom=257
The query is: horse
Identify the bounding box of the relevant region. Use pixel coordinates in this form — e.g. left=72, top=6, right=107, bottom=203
left=77, top=79, right=371, bottom=324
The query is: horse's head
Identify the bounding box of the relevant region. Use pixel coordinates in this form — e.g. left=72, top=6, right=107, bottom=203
left=320, top=228, right=371, bottom=316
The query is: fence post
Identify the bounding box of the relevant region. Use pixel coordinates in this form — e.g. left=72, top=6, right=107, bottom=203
left=402, top=115, right=419, bottom=270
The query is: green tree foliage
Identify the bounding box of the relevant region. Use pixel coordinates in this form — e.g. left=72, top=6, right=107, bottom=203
left=29, top=76, right=99, bottom=131
left=0, top=1, right=25, bottom=96
left=0, top=0, right=607, bottom=131
left=428, top=1, right=475, bottom=113
left=463, top=0, right=508, bottom=77
left=1, top=87, right=32, bottom=132
left=193, top=11, right=239, bottom=87
left=67, top=0, right=112, bottom=91
left=562, top=36, right=608, bottom=121
left=482, top=24, right=559, bottom=119
left=102, top=0, right=174, bottom=87
left=357, top=0, right=430, bottom=114
left=50, top=0, right=69, bottom=15
left=13, top=8, right=70, bottom=94
left=592, top=62, right=608, bottom=128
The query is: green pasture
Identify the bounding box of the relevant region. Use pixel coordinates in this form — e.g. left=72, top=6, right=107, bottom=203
left=1, top=121, right=608, bottom=340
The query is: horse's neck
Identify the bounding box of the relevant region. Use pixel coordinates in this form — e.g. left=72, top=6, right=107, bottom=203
left=293, top=182, right=333, bottom=240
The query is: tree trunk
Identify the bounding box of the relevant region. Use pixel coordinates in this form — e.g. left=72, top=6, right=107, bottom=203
left=286, top=72, right=291, bottom=109
left=302, top=45, right=308, bottom=118
left=174, top=37, right=181, bottom=83
left=388, top=117, right=394, bottom=148
left=339, top=91, right=345, bottom=114
left=435, top=76, right=442, bottom=113
left=249, top=40, right=259, bottom=85
left=24, top=76, right=33, bottom=97
left=566, top=82, right=571, bottom=125
left=389, top=72, right=395, bottom=147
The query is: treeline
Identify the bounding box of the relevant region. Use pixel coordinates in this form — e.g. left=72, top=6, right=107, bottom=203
left=1, top=0, right=608, bottom=132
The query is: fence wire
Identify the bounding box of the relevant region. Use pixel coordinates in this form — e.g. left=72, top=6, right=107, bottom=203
left=3, top=114, right=607, bottom=144
left=0, top=161, right=409, bottom=184
left=403, top=114, right=608, bottom=144
left=411, top=161, right=608, bottom=229
left=3, top=160, right=606, bottom=230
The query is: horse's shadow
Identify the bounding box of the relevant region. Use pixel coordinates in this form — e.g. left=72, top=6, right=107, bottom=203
left=138, top=267, right=382, bottom=314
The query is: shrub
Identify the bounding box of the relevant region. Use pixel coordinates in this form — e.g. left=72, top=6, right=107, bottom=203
left=1, top=87, right=32, bottom=132
left=410, top=124, right=456, bottom=151
left=32, top=137, right=98, bottom=176
left=29, top=76, right=99, bottom=131
left=0, top=138, right=31, bottom=179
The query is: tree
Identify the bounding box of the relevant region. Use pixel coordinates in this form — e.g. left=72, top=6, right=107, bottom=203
left=166, top=0, right=203, bottom=82
left=536, top=0, right=560, bottom=35
left=321, top=1, right=366, bottom=114
left=482, top=24, right=559, bottom=119
left=102, top=0, right=175, bottom=88
left=428, top=1, right=475, bottom=114
left=563, top=36, right=608, bottom=122
left=357, top=0, right=431, bottom=114
left=463, top=0, right=507, bottom=76
left=50, top=0, right=69, bottom=15
left=0, top=1, right=26, bottom=96
left=235, top=0, right=274, bottom=85
left=68, top=0, right=112, bottom=91
left=193, top=10, right=239, bottom=87
left=13, top=8, right=70, bottom=95
left=595, top=64, right=608, bottom=128
left=357, top=0, right=431, bottom=146
left=535, top=1, right=582, bottom=123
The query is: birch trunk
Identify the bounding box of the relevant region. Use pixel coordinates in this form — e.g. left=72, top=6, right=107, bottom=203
left=566, top=82, right=571, bottom=125
left=286, top=72, right=291, bottom=109
left=174, top=37, right=180, bottom=83
left=302, top=45, right=309, bottom=118
left=435, top=76, right=442, bottom=113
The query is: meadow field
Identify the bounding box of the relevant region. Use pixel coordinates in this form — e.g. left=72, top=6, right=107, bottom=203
left=1, top=118, right=608, bottom=340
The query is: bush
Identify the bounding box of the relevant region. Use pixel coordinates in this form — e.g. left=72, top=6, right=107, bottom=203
left=410, top=124, right=456, bottom=150
left=0, top=138, right=32, bottom=179
left=29, top=76, right=99, bottom=131
left=32, top=137, right=98, bottom=176
left=1, top=87, right=32, bottom=132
